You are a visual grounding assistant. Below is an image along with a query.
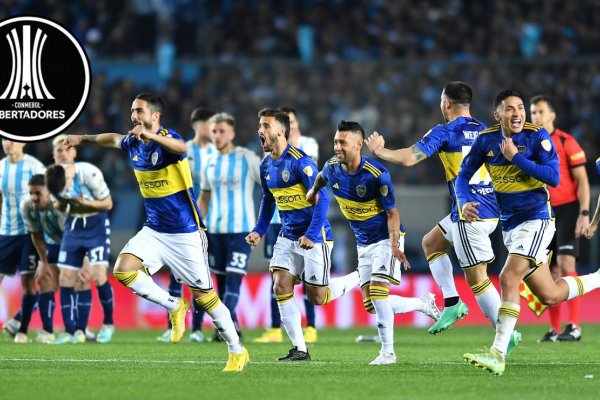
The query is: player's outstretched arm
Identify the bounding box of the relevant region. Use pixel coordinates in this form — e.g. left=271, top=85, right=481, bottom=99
left=366, top=132, right=427, bottom=167
left=64, top=133, right=124, bottom=149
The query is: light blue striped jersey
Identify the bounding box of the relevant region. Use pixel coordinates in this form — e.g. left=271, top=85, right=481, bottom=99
left=202, top=146, right=261, bottom=233
left=0, top=154, right=45, bottom=235
left=270, top=135, right=319, bottom=224
left=186, top=140, right=215, bottom=198
left=21, top=197, right=66, bottom=245
left=59, top=162, right=111, bottom=216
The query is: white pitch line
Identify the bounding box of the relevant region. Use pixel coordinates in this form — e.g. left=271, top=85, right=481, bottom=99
left=0, top=358, right=598, bottom=366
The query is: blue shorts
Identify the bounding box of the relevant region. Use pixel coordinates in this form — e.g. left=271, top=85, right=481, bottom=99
left=264, top=223, right=282, bottom=259
left=58, top=213, right=110, bottom=269
left=47, top=243, right=61, bottom=265
left=207, top=233, right=251, bottom=276
left=0, top=234, right=38, bottom=276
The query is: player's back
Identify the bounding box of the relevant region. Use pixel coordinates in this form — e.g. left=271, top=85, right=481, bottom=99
left=0, top=154, right=45, bottom=235
left=416, top=116, right=498, bottom=222
left=61, top=161, right=110, bottom=204
left=20, top=197, right=65, bottom=245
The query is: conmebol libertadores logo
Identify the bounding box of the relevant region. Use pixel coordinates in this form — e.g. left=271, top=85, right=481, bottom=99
left=0, top=16, right=90, bottom=142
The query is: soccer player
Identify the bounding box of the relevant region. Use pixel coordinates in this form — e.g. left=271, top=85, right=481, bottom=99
left=459, top=89, right=600, bottom=376
left=530, top=95, right=590, bottom=342
left=198, top=112, right=261, bottom=341
left=307, top=120, right=441, bottom=365
left=157, top=107, right=216, bottom=343
left=63, top=93, right=248, bottom=372
left=254, top=106, right=320, bottom=344
left=246, top=108, right=359, bottom=361
left=365, top=82, right=505, bottom=336
left=47, top=135, right=116, bottom=344
left=20, top=174, right=66, bottom=343
left=0, top=139, right=45, bottom=343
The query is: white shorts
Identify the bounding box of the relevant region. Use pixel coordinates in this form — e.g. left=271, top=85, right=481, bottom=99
left=438, top=214, right=497, bottom=269
left=357, top=236, right=404, bottom=286
left=502, top=219, right=555, bottom=275
left=119, top=226, right=212, bottom=290
left=269, top=236, right=332, bottom=287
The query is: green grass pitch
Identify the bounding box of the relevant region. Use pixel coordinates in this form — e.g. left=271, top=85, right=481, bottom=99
left=2, top=326, right=599, bottom=400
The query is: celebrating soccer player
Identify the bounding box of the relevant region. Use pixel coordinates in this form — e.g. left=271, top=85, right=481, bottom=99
left=307, top=120, right=441, bottom=365
left=246, top=108, right=359, bottom=361
left=63, top=93, right=248, bottom=372
left=458, top=89, right=600, bottom=376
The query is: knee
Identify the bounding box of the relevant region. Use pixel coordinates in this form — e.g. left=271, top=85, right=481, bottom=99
left=307, top=291, right=326, bottom=305
left=536, top=291, right=562, bottom=306
left=421, top=234, right=434, bottom=254
left=273, top=281, right=291, bottom=296
left=22, top=275, right=36, bottom=294
left=465, top=265, right=488, bottom=287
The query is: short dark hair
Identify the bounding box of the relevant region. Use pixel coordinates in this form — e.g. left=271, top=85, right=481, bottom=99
left=29, top=174, right=45, bottom=187
left=135, top=93, right=166, bottom=122
left=279, top=106, right=297, bottom=116
left=494, top=89, right=522, bottom=109
left=443, top=81, right=472, bottom=105
left=529, top=94, right=556, bottom=112
left=337, top=120, right=365, bottom=139
left=258, top=108, right=290, bottom=139
left=190, top=107, right=216, bottom=125
left=45, top=165, right=66, bottom=198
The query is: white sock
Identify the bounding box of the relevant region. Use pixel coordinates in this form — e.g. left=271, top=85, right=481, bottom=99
left=372, top=298, right=395, bottom=354
left=563, top=272, right=600, bottom=300
left=327, top=271, right=360, bottom=301
left=471, top=278, right=501, bottom=328
left=277, top=293, right=306, bottom=352
left=428, top=254, right=459, bottom=298
left=125, top=271, right=180, bottom=312
left=492, top=302, right=520, bottom=356
left=388, top=295, right=425, bottom=314
left=207, top=302, right=243, bottom=353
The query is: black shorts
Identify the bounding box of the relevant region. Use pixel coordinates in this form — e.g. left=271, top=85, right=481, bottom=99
left=549, top=201, right=580, bottom=261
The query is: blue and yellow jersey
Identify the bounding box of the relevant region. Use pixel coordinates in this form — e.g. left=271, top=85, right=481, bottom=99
left=120, top=127, right=206, bottom=234
left=321, top=156, right=404, bottom=246
left=253, top=145, right=330, bottom=243
left=415, top=116, right=498, bottom=222
left=456, top=123, right=559, bottom=231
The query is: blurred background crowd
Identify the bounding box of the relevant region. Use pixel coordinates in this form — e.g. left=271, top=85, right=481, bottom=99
left=1, top=0, right=599, bottom=190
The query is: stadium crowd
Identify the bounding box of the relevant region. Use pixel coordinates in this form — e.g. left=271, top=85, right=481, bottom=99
left=3, top=0, right=600, bottom=189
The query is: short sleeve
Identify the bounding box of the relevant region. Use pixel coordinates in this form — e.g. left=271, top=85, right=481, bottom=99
left=414, top=125, right=448, bottom=158
left=564, top=135, right=586, bottom=167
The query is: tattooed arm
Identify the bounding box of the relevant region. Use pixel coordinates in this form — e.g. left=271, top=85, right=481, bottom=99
left=365, top=132, right=428, bottom=166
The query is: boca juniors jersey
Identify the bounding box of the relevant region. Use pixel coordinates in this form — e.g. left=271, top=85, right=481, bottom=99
left=321, top=156, right=404, bottom=246
left=120, top=127, right=206, bottom=233
left=415, top=116, right=498, bottom=222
